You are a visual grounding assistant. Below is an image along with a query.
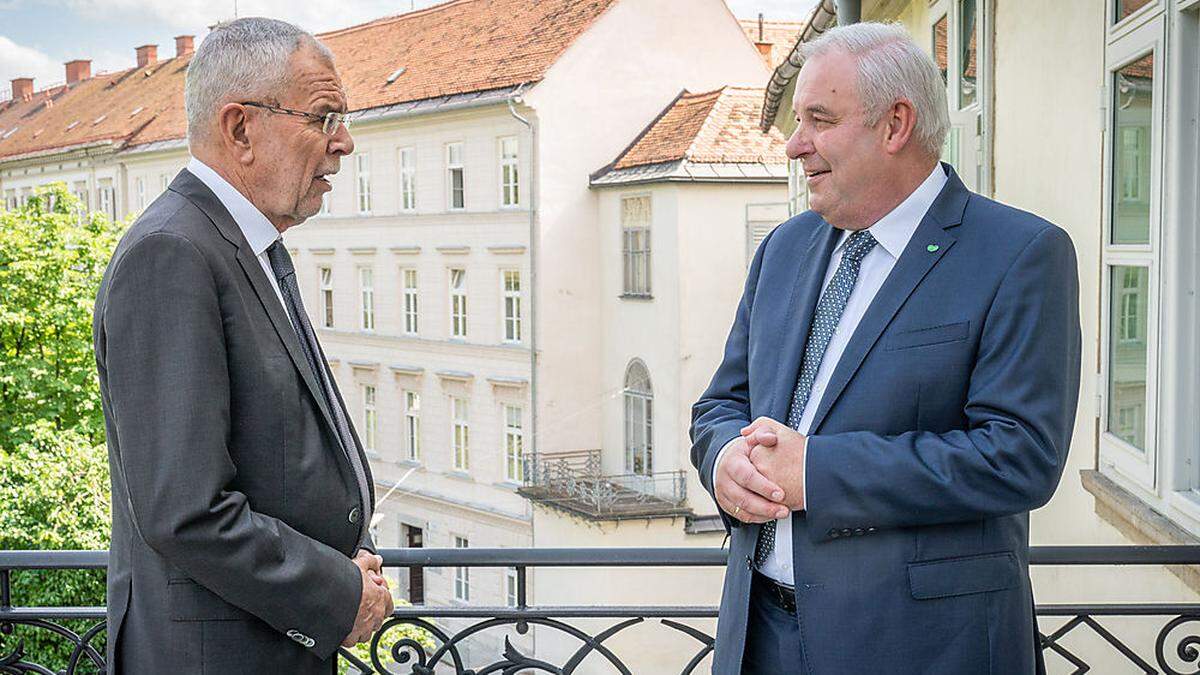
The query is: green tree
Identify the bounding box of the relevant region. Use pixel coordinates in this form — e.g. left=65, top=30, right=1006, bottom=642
left=0, top=422, right=110, bottom=670
left=0, top=184, right=122, bottom=448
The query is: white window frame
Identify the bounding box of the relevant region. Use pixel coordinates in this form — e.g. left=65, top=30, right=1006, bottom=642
left=403, top=390, right=421, bottom=461
left=97, top=179, right=116, bottom=219
left=362, top=384, right=378, bottom=453
left=504, top=404, right=524, bottom=483
left=1098, top=15, right=1165, bottom=491
left=446, top=142, right=464, bottom=211
left=498, top=135, right=519, bottom=208
left=927, top=0, right=994, bottom=195
left=402, top=268, right=419, bottom=335
left=134, top=176, right=146, bottom=211
left=159, top=173, right=170, bottom=193
left=319, top=266, right=334, bottom=328
left=502, top=269, right=522, bottom=343
left=505, top=567, right=519, bottom=607
left=359, top=267, right=375, bottom=332
left=452, top=396, right=470, bottom=471
left=453, top=536, right=470, bottom=602
left=621, top=194, right=652, bottom=297
left=449, top=268, right=468, bottom=338
left=399, top=146, right=417, bottom=212
left=356, top=152, right=372, bottom=215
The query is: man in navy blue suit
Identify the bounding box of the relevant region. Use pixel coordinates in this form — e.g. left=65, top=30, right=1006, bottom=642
left=691, top=22, right=1081, bottom=674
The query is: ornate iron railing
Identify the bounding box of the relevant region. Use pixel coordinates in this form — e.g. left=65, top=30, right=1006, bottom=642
left=519, top=450, right=690, bottom=520
left=4, top=546, right=1200, bottom=673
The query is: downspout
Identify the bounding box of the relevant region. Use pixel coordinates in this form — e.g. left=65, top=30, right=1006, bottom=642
left=507, top=82, right=538, bottom=660
left=836, top=0, right=862, bottom=25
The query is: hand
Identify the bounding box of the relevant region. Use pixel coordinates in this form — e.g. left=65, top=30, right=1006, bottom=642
left=341, top=552, right=394, bottom=647
left=742, top=417, right=807, bottom=511
left=714, top=434, right=790, bottom=524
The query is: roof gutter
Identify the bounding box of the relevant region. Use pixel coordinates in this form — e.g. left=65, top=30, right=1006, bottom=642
left=759, top=0, right=838, bottom=132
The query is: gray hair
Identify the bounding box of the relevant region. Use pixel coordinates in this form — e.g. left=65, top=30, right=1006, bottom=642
left=800, top=22, right=950, bottom=158
left=185, top=17, right=333, bottom=143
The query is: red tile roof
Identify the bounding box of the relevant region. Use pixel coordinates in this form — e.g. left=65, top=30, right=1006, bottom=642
left=604, top=86, right=787, bottom=171
left=0, top=0, right=618, bottom=161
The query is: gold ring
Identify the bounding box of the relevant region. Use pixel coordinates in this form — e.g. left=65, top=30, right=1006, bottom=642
left=734, top=504, right=742, bottom=517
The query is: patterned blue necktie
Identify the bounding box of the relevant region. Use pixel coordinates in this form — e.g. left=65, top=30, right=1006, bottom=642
left=754, top=229, right=878, bottom=570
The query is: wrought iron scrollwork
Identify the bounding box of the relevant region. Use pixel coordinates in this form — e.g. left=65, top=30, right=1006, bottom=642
left=0, top=618, right=106, bottom=675
left=1157, top=615, right=1200, bottom=675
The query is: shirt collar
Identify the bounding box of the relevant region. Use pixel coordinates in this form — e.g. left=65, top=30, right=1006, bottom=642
left=834, top=163, right=949, bottom=259
left=187, top=157, right=281, bottom=256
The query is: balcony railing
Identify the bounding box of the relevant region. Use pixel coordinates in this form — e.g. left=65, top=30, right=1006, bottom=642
left=518, top=450, right=690, bottom=520
left=4, top=546, right=1200, bottom=673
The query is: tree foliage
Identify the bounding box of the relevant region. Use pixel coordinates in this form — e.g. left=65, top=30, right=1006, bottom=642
left=0, top=184, right=122, bottom=448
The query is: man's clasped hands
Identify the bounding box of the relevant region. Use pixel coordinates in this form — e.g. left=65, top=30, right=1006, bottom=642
left=714, top=417, right=808, bottom=525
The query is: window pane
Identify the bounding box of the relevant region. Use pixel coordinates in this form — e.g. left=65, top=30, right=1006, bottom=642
left=1115, top=0, right=1152, bottom=23
left=933, top=15, right=948, bottom=84
left=1111, top=53, right=1154, bottom=245
left=1107, top=265, right=1149, bottom=452
left=958, top=0, right=978, bottom=109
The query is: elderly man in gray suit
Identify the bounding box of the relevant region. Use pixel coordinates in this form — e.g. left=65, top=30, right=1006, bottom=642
left=93, top=18, right=393, bottom=672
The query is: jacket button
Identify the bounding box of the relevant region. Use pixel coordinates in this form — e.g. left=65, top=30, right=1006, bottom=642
left=827, top=529, right=839, bottom=538
left=867, top=527, right=877, bottom=534
left=854, top=528, right=865, bottom=537
left=841, top=528, right=852, bottom=536
left=348, top=507, right=361, bottom=524
left=746, top=556, right=753, bottom=570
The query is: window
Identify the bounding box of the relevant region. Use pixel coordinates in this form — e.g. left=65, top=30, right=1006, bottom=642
left=159, top=173, right=170, bottom=193
left=499, top=136, right=519, bottom=207
left=453, top=536, right=470, bottom=602
left=502, top=270, right=522, bottom=343
left=623, top=360, right=653, bottom=476
left=356, top=152, right=372, bottom=214
left=362, top=385, right=377, bottom=452
left=319, top=267, right=334, bottom=328
left=320, top=191, right=331, bottom=216
left=72, top=181, right=89, bottom=211
left=621, top=195, right=652, bottom=296
left=446, top=142, right=464, bottom=210
left=449, top=269, right=467, bottom=338
left=506, top=567, right=519, bottom=607
left=929, top=0, right=992, bottom=194
left=134, top=177, right=146, bottom=211
left=403, top=391, right=421, bottom=461
left=3, top=189, right=15, bottom=211
left=1114, top=0, right=1153, bottom=24
left=399, top=146, right=416, bottom=212
left=359, top=267, right=375, bottom=331
left=97, top=178, right=116, bottom=219
left=504, top=404, right=524, bottom=482
left=403, top=268, right=419, bottom=335
left=452, top=397, right=469, bottom=471
left=1100, top=25, right=1161, bottom=489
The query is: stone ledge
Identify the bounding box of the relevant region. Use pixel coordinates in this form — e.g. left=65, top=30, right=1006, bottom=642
left=1081, top=469, right=1200, bottom=592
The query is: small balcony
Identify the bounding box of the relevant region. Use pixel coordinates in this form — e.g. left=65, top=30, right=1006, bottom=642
left=517, top=450, right=691, bottom=520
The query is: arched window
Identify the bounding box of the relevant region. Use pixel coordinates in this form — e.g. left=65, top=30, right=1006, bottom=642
left=623, top=359, right=653, bottom=476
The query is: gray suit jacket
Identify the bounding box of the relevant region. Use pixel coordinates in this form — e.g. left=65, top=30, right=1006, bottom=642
left=94, top=169, right=375, bottom=673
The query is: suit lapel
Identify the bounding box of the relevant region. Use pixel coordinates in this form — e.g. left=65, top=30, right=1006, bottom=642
left=768, top=222, right=841, bottom=421
left=807, top=165, right=970, bottom=433
left=169, top=170, right=346, bottom=450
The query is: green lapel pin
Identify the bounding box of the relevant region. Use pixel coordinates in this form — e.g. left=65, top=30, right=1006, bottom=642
left=927, top=244, right=940, bottom=253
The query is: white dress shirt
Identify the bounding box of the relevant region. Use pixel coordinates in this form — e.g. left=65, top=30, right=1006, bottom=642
left=186, top=157, right=287, bottom=311
left=715, top=163, right=948, bottom=585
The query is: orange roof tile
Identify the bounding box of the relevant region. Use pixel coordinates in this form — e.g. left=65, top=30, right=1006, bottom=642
left=0, top=0, right=617, bottom=161
left=739, top=18, right=806, bottom=70
left=606, top=86, right=787, bottom=172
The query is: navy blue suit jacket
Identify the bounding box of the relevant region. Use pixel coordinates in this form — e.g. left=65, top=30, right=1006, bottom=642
left=690, top=166, right=1081, bottom=674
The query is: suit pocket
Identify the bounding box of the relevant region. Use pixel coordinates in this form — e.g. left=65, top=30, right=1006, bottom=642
left=885, top=321, right=970, bottom=351
left=908, top=551, right=1019, bottom=600
left=168, top=579, right=254, bottom=622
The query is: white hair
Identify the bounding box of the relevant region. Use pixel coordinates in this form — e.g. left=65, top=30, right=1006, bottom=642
left=185, top=17, right=333, bottom=143
left=800, top=22, right=950, bottom=158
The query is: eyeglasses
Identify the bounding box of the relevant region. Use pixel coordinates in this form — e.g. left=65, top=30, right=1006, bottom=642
left=240, top=101, right=352, bottom=136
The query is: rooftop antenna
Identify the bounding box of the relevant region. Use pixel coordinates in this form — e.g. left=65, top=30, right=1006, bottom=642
left=758, top=12, right=764, bottom=41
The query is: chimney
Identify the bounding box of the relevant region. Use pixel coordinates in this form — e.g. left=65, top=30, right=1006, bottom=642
left=65, top=60, right=92, bottom=84
left=11, top=78, right=33, bottom=100
left=175, top=35, right=195, bottom=58
left=136, top=44, right=158, bottom=69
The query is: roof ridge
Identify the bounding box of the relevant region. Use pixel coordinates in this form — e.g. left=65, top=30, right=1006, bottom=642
left=680, top=87, right=729, bottom=162
left=589, top=88, right=691, bottom=181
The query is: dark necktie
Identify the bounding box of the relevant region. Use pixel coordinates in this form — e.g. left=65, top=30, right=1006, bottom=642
left=754, top=229, right=878, bottom=569
left=266, top=240, right=373, bottom=547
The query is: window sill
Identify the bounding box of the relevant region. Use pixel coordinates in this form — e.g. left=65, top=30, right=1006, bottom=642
left=495, top=480, right=522, bottom=490
left=444, top=470, right=474, bottom=482
left=365, top=450, right=381, bottom=460
left=619, top=293, right=654, bottom=301
left=1081, top=469, right=1200, bottom=593
left=397, top=458, right=422, bottom=468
